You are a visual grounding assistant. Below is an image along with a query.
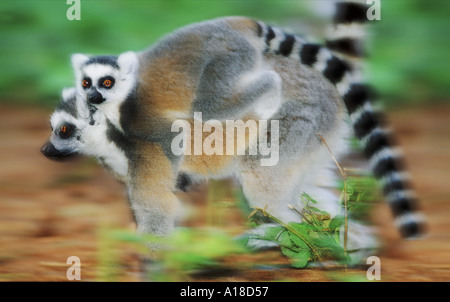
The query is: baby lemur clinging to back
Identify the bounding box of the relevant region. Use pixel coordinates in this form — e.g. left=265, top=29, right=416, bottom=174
left=43, top=2, right=425, bottom=248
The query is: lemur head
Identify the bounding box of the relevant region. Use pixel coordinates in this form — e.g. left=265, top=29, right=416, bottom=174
left=71, top=51, right=138, bottom=107
left=41, top=88, right=104, bottom=160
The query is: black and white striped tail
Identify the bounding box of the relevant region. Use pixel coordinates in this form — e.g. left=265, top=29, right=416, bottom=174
left=344, top=89, right=426, bottom=238
left=326, top=1, right=368, bottom=59
left=256, top=21, right=426, bottom=239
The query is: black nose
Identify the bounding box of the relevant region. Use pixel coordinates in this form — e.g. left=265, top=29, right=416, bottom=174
left=41, top=142, right=59, bottom=157
left=88, top=89, right=105, bottom=104
left=40, top=141, right=74, bottom=160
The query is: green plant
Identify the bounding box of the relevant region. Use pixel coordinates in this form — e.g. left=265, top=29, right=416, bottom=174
left=105, top=227, right=247, bottom=281
left=338, top=174, right=379, bottom=221
left=250, top=194, right=348, bottom=269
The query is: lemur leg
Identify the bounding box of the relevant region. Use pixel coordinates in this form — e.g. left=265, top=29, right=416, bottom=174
left=236, top=160, right=303, bottom=250
left=127, top=140, right=182, bottom=240
left=193, top=63, right=282, bottom=121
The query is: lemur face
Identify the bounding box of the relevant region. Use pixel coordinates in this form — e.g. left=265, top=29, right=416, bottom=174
left=71, top=52, right=138, bottom=108
left=41, top=87, right=131, bottom=181
left=41, top=88, right=100, bottom=160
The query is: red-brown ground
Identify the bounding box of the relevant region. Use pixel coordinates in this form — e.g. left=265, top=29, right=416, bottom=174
left=0, top=103, right=449, bottom=281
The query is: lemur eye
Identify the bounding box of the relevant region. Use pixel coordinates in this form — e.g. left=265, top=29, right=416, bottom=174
left=58, top=124, right=75, bottom=139
left=99, top=76, right=115, bottom=89
left=82, top=78, right=91, bottom=89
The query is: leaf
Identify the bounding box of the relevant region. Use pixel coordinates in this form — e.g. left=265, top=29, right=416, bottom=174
left=345, top=180, right=355, bottom=196
left=321, top=218, right=332, bottom=229
left=279, top=229, right=294, bottom=248
left=264, top=226, right=285, bottom=241
left=288, top=232, right=309, bottom=250
left=287, top=222, right=310, bottom=236
left=291, top=250, right=311, bottom=268
left=281, top=247, right=311, bottom=268
left=307, top=206, right=323, bottom=213
left=301, top=193, right=318, bottom=205
left=280, top=246, right=299, bottom=258
left=310, top=233, right=350, bottom=263
left=311, top=234, right=336, bottom=248
left=307, top=207, right=330, bottom=221
left=329, top=215, right=345, bottom=231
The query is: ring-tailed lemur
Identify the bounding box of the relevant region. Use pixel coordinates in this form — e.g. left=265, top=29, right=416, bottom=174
left=41, top=88, right=130, bottom=182
left=56, top=3, right=424, bottom=239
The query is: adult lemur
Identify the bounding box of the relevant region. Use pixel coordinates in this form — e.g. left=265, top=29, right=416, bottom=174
left=42, top=2, right=425, bottom=247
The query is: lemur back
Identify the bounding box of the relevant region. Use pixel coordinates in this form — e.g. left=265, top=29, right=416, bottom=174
left=70, top=4, right=425, bottom=239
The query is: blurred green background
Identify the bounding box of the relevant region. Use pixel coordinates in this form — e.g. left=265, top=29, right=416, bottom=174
left=0, top=0, right=449, bottom=107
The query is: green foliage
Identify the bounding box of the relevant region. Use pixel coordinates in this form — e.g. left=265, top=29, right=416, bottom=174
left=367, top=0, right=450, bottom=104
left=155, top=228, right=247, bottom=271
left=252, top=170, right=378, bottom=269
left=104, top=227, right=247, bottom=281
left=338, top=175, right=379, bottom=221
left=252, top=193, right=350, bottom=268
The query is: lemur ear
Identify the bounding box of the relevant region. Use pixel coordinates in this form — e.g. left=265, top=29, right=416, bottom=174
left=61, top=87, right=77, bottom=102
left=71, top=53, right=90, bottom=70
left=117, top=51, right=139, bottom=75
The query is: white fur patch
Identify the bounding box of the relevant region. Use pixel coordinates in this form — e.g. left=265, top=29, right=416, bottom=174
left=269, top=27, right=286, bottom=52
left=313, top=47, right=333, bottom=73
left=50, top=110, right=85, bottom=131
left=80, top=113, right=129, bottom=179
left=336, top=72, right=355, bottom=96
left=71, top=53, right=90, bottom=84
left=253, top=71, right=282, bottom=120
left=360, top=126, right=392, bottom=148
left=380, top=171, right=411, bottom=188
left=386, top=189, right=416, bottom=205
left=394, top=212, right=426, bottom=229
left=118, top=51, right=139, bottom=75
left=368, top=146, right=402, bottom=172
left=326, top=23, right=366, bottom=41
left=98, top=103, right=124, bottom=133
left=287, top=36, right=303, bottom=60
left=349, top=100, right=373, bottom=124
